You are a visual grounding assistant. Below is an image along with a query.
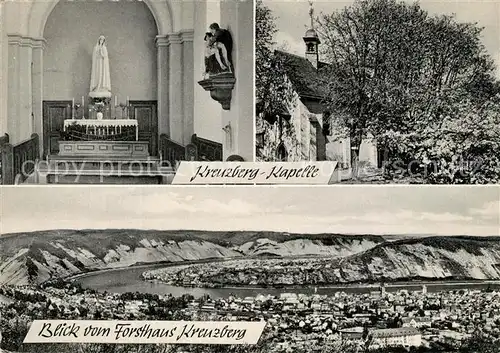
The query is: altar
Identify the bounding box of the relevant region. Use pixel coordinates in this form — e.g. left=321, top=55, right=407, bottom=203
left=63, top=119, right=139, bottom=141
left=58, top=140, right=149, bottom=157
left=43, top=34, right=164, bottom=183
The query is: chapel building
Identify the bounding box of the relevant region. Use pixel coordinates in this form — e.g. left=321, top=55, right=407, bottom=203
left=256, top=8, right=378, bottom=169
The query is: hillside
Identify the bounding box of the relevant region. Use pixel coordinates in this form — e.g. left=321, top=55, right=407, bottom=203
left=0, top=229, right=385, bottom=285
left=144, top=236, right=500, bottom=287
left=3, top=229, right=499, bottom=287
left=344, top=236, right=500, bottom=282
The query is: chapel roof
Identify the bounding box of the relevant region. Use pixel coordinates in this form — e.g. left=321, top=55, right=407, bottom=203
left=274, top=50, right=329, bottom=100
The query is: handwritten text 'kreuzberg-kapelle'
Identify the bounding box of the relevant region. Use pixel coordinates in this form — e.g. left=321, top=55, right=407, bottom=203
left=189, top=164, right=320, bottom=182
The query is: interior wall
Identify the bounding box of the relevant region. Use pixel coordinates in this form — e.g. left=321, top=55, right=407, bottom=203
left=235, top=0, right=254, bottom=161
left=220, top=0, right=254, bottom=161
left=43, top=0, right=157, bottom=104
left=0, top=3, right=6, bottom=136
left=193, top=0, right=223, bottom=144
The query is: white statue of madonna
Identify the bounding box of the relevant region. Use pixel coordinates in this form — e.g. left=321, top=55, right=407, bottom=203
left=89, top=35, right=111, bottom=98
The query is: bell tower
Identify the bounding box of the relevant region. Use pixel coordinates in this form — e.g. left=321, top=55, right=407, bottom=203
left=303, top=0, right=320, bottom=69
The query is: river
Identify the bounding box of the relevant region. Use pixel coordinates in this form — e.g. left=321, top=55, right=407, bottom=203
left=73, top=263, right=500, bottom=299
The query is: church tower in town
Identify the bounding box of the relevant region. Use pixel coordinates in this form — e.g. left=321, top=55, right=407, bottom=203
left=380, top=282, right=387, bottom=297
left=303, top=0, right=320, bottom=69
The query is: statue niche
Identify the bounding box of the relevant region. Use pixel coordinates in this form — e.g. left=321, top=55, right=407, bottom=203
left=198, top=23, right=236, bottom=110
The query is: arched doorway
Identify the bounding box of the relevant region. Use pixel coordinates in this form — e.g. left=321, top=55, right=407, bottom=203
left=276, top=142, right=288, bottom=162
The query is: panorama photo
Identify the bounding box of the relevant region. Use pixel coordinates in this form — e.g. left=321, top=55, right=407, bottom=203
left=1, top=186, right=499, bottom=353
left=256, top=0, right=500, bottom=184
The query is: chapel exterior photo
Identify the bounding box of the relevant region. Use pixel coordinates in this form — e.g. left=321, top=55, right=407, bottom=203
left=255, top=4, right=378, bottom=173
left=0, top=0, right=253, bottom=184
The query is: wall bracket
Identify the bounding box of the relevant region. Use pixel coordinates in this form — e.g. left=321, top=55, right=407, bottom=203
left=198, top=73, right=236, bottom=110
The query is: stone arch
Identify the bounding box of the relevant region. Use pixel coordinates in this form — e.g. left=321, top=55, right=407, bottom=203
left=27, top=0, right=174, bottom=38
left=276, top=142, right=288, bottom=161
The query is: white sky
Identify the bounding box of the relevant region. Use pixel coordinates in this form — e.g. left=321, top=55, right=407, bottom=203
left=264, top=0, right=500, bottom=77
left=1, top=186, right=498, bottom=236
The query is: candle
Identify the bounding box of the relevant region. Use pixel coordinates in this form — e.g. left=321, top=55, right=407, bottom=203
left=115, top=95, right=118, bottom=107
left=82, top=96, right=84, bottom=107
left=127, top=96, right=129, bottom=106
left=72, top=98, right=75, bottom=119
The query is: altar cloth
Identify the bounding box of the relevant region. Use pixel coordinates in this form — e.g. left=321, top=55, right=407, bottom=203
left=64, top=119, right=138, bottom=140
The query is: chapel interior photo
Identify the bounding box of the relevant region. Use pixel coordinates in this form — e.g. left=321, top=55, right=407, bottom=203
left=0, top=0, right=253, bottom=184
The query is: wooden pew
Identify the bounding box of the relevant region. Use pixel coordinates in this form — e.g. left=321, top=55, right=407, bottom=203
left=0, top=134, right=10, bottom=184
left=158, top=133, right=225, bottom=167
left=191, top=133, right=223, bottom=161
left=1, top=133, right=39, bottom=185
